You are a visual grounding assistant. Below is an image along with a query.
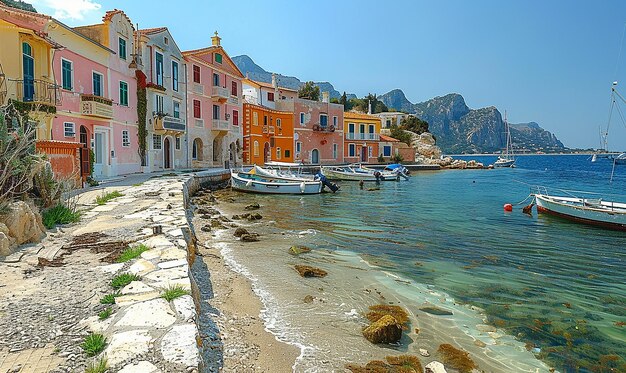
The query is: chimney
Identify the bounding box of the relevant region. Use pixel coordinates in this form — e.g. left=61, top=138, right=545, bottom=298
left=368, top=100, right=372, bottom=114
left=211, top=31, right=221, bottom=47
left=322, top=91, right=329, bottom=103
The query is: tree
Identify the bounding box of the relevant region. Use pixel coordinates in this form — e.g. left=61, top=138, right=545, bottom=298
left=389, top=125, right=412, bottom=146
left=298, top=81, right=320, bottom=101
left=400, top=116, right=429, bottom=134
left=339, top=92, right=348, bottom=107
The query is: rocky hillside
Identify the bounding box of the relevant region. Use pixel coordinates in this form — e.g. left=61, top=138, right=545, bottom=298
left=380, top=91, right=566, bottom=154
left=1, top=0, right=36, bottom=12
left=232, top=55, right=348, bottom=99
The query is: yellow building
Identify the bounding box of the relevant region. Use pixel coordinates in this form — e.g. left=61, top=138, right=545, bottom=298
left=343, top=112, right=382, bottom=163
left=0, top=4, right=59, bottom=139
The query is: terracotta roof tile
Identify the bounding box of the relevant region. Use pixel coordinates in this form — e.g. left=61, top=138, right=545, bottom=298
left=344, top=112, right=381, bottom=121
left=137, top=27, right=167, bottom=35
left=380, top=135, right=400, bottom=142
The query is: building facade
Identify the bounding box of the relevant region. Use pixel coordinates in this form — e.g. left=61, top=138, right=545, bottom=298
left=373, top=112, right=411, bottom=135
left=242, top=75, right=298, bottom=110
left=242, top=103, right=294, bottom=165
left=275, top=92, right=343, bottom=165
left=135, top=27, right=188, bottom=171
left=343, top=112, right=381, bottom=163
left=183, top=33, right=243, bottom=168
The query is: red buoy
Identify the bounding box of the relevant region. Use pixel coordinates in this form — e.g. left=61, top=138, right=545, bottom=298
left=503, top=203, right=513, bottom=212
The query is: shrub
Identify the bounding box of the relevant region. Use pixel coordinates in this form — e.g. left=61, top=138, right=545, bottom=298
left=161, top=284, right=190, bottom=302
left=95, top=190, right=123, bottom=205
left=116, top=244, right=149, bottom=263
left=41, top=204, right=81, bottom=229
left=81, top=333, right=107, bottom=356
left=110, top=273, right=141, bottom=289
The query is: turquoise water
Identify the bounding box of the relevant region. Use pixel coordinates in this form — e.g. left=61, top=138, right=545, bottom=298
left=234, top=155, right=626, bottom=372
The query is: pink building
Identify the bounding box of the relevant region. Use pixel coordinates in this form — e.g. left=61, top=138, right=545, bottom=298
left=275, top=92, right=344, bottom=164
left=183, top=32, right=243, bottom=168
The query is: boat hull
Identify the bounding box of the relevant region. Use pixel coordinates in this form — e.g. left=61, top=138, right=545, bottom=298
left=494, top=158, right=515, bottom=168
left=231, top=172, right=323, bottom=194
left=321, top=167, right=399, bottom=181
left=535, top=194, right=626, bottom=231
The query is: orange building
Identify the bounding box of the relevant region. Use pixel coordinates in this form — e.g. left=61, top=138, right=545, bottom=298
left=343, top=112, right=382, bottom=163
left=243, top=103, right=294, bottom=165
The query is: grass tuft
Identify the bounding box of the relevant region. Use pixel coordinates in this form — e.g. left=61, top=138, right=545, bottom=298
left=116, top=244, right=150, bottom=263
left=95, top=190, right=124, bottom=205
left=85, top=357, right=108, bottom=373
left=99, top=292, right=121, bottom=305
left=41, top=204, right=81, bottom=229
left=81, top=333, right=107, bottom=357
left=161, top=284, right=190, bottom=302
left=98, top=308, right=113, bottom=320
left=110, top=273, right=141, bottom=289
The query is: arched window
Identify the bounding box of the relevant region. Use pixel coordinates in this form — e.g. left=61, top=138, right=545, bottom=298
left=253, top=141, right=259, bottom=156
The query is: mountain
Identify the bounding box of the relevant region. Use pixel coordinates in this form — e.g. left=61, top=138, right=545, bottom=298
left=379, top=90, right=566, bottom=154
left=1, top=0, right=36, bottom=12
left=232, top=55, right=344, bottom=99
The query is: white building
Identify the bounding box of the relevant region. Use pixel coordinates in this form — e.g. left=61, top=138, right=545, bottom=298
left=242, top=74, right=298, bottom=110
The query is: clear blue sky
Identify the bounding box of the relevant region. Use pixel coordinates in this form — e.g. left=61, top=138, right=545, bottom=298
left=31, top=0, right=626, bottom=150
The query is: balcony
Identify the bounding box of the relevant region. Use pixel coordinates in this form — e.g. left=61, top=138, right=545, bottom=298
left=211, top=86, right=229, bottom=103
left=345, top=133, right=380, bottom=141
left=80, top=94, right=113, bottom=119
left=227, top=96, right=239, bottom=105
left=8, top=78, right=60, bottom=111
left=154, top=115, right=185, bottom=134
left=212, top=119, right=229, bottom=131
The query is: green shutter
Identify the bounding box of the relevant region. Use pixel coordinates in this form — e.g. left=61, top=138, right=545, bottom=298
left=215, top=53, right=222, bottom=63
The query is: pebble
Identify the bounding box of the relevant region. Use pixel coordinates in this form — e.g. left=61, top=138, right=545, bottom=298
left=419, top=348, right=430, bottom=357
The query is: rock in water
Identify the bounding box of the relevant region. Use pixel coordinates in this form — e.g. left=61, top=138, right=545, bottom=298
left=240, top=233, right=260, bottom=242
left=244, top=203, right=260, bottom=210
left=303, top=295, right=315, bottom=303
left=294, top=265, right=327, bottom=278
left=425, top=361, right=448, bottom=373
left=247, top=213, right=262, bottom=221
left=233, top=227, right=249, bottom=237
left=288, top=245, right=312, bottom=255
left=362, top=314, right=402, bottom=344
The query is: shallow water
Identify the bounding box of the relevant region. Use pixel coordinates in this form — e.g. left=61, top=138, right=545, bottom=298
left=213, top=155, right=626, bottom=373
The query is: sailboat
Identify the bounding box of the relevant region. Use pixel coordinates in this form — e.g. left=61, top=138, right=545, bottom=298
left=494, top=111, right=515, bottom=168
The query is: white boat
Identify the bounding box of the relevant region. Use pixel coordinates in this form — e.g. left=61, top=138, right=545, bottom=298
left=320, top=165, right=400, bottom=181
left=231, top=171, right=323, bottom=194
left=252, top=164, right=314, bottom=181
left=494, top=111, right=515, bottom=168
left=534, top=192, right=626, bottom=231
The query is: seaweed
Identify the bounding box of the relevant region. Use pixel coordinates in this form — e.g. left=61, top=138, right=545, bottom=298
left=437, top=344, right=478, bottom=373
left=386, top=355, right=423, bottom=372
left=365, top=304, right=410, bottom=329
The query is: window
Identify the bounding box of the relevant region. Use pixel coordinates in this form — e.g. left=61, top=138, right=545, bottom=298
left=349, top=144, right=356, bottom=157
left=285, top=149, right=290, bottom=158
left=152, top=134, right=162, bottom=150
left=192, top=140, right=198, bottom=159
left=333, top=143, right=338, bottom=159
left=253, top=141, right=259, bottom=156
left=253, top=112, right=258, bottom=126
left=368, top=146, right=373, bottom=158
left=267, top=92, right=275, bottom=102
left=155, top=52, right=164, bottom=86
left=193, top=65, right=200, bottom=83
left=333, top=116, right=338, bottom=127
left=383, top=145, right=392, bottom=157
left=215, top=52, right=223, bottom=64
left=173, top=101, right=180, bottom=118
left=213, top=105, right=220, bottom=120
left=300, top=112, right=305, bottom=125
left=320, top=114, right=328, bottom=128
left=63, top=122, right=75, bottom=137
left=233, top=110, right=239, bottom=125
left=118, top=37, right=127, bottom=60
left=276, top=118, right=281, bottom=127
left=386, top=119, right=391, bottom=128
left=92, top=72, right=103, bottom=96
left=193, top=100, right=201, bottom=118
left=231, top=81, right=237, bottom=96
left=61, top=59, right=72, bottom=90
left=119, top=81, right=128, bottom=106
left=263, top=115, right=268, bottom=126
left=172, top=61, right=179, bottom=91
left=296, top=142, right=302, bottom=154
left=369, top=125, right=375, bottom=134
left=360, top=123, right=366, bottom=133
left=155, top=95, right=164, bottom=113
left=122, top=130, right=130, bottom=147
left=164, top=37, right=169, bottom=45
left=348, top=123, right=355, bottom=133
left=175, top=136, right=181, bottom=150
left=276, top=147, right=281, bottom=159
left=213, top=73, right=219, bottom=86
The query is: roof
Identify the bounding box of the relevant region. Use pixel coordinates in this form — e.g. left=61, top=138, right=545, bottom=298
left=380, top=135, right=400, bottom=142
left=373, top=112, right=409, bottom=116
left=183, top=45, right=245, bottom=78
left=102, top=9, right=134, bottom=30
left=344, top=112, right=381, bottom=121
left=137, top=27, right=167, bottom=35
left=243, top=102, right=293, bottom=115
left=243, top=78, right=298, bottom=93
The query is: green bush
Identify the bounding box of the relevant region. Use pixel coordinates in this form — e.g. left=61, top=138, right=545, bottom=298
left=41, top=204, right=81, bottom=229
left=81, top=333, right=107, bottom=357
left=110, top=273, right=141, bottom=289
left=116, top=244, right=150, bottom=263
left=95, top=190, right=123, bottom=205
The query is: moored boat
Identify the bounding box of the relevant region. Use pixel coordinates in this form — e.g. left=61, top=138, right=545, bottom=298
left=534, top=192, right=626, bottom=231
left=231, top=170, right=324, bottom=194
left=320, top=165, right=400, bottom=181
left=494, top=111, right=515, bottom=168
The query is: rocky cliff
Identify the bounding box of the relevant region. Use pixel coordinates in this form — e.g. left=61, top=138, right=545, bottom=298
left=380, top=91, right=566, bottom=154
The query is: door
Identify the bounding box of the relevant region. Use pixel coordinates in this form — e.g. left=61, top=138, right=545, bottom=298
left=311, top=149, right=320, bottom=164
left=263, top=142, right=270, bottom=163
left=361, top=146, right=367, bottom=162
left=22, top=43, right=34, bottom=102
left=164, top=137, right=171, bottom=169
left=93, top=131, right=107, bottom=178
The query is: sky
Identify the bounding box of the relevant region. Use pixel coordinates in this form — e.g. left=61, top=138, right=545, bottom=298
left=28, top=0, right=626, bottom=150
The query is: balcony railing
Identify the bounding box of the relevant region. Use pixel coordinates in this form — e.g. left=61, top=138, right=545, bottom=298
left=211, top=86, right=229, bottom=102
left=212, top=119, right=229, bottom=130
left=80, top=94, right=113, bottom=118
left=227, top=96, right=239, bottom=105
left=10, top=78, right=60, bottom=107
left=154, top=115, right=185, bottom=132
left=346, top=133, right=380, bottom=141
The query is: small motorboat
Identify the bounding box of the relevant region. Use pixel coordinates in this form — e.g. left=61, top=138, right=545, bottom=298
left=321, top=165, right=400, bottom=181
left=534, top=192, right=626, bottom=231
left=231, top=170, right=324, bottom=194
left=383, top=163, right=410, bottom=180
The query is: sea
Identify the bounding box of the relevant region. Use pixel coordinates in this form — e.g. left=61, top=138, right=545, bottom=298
left=212, top=154, right=626, bottom=373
